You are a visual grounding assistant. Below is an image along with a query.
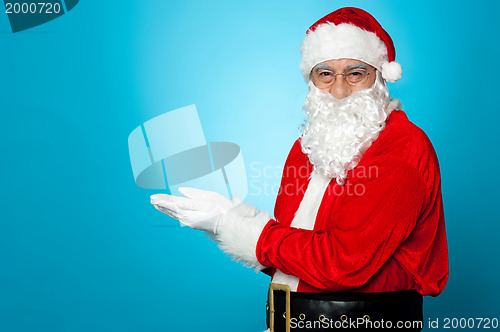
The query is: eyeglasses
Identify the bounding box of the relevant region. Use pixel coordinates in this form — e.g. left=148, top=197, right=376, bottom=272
left=310, top=65, right=372, bottom=87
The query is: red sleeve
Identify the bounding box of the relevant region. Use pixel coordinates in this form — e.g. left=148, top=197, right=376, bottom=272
left=255, top=155, right=429, bottom=292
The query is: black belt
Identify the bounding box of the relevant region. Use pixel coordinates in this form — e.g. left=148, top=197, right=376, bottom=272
left=266, top=283, right=423, bottom=331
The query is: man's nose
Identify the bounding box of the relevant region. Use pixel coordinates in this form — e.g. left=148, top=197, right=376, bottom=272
left=329, top=74, right=351, bottom=99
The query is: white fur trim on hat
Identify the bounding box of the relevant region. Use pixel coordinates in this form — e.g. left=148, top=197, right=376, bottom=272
left=299, top=23, right=391, bottom=81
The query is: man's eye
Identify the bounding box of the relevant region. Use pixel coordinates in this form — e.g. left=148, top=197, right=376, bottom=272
left=318, top=72, right=334, bottom=80
left=346, top=70, right=366, bottom=77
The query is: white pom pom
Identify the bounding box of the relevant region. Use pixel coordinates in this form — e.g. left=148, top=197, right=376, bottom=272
left=381, top=61, right=402, bottom=82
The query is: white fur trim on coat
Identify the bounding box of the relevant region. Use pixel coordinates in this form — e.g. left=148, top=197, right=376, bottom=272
left=213, top=198, right=270, bottom=272
left=300, top=23, right=392, bottom=81
left=271, top=169, right=332, bottom=291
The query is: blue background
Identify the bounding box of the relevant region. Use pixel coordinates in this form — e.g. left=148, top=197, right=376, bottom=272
left=1, top=0, right=499, bottom=331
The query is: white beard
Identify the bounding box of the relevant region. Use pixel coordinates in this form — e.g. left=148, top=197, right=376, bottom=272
left=299, top=73, right=399, bottom=185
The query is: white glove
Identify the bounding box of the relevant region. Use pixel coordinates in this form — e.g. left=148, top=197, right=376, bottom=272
left=150, top=187, right=235, bottom=234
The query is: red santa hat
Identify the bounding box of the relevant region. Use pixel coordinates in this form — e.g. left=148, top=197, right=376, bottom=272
left=300, top=7, right=402, bottom=83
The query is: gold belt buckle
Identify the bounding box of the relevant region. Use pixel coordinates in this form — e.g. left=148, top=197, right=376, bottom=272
left=269, top=283, right=291, bottom=332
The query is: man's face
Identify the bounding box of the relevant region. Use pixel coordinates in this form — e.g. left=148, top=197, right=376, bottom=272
left=301, top=58, right=391, bottom=182
left=310, top=59, right=377, bottom=100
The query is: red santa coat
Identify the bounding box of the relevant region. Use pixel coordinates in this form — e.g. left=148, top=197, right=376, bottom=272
left=255, top=110, right=449, bottom=296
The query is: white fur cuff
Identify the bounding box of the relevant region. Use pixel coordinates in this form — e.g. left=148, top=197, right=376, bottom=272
left=213, top=198, right=271, bottom=272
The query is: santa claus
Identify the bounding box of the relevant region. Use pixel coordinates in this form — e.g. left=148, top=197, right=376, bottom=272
left=151, top=7, right=448, bottom=332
